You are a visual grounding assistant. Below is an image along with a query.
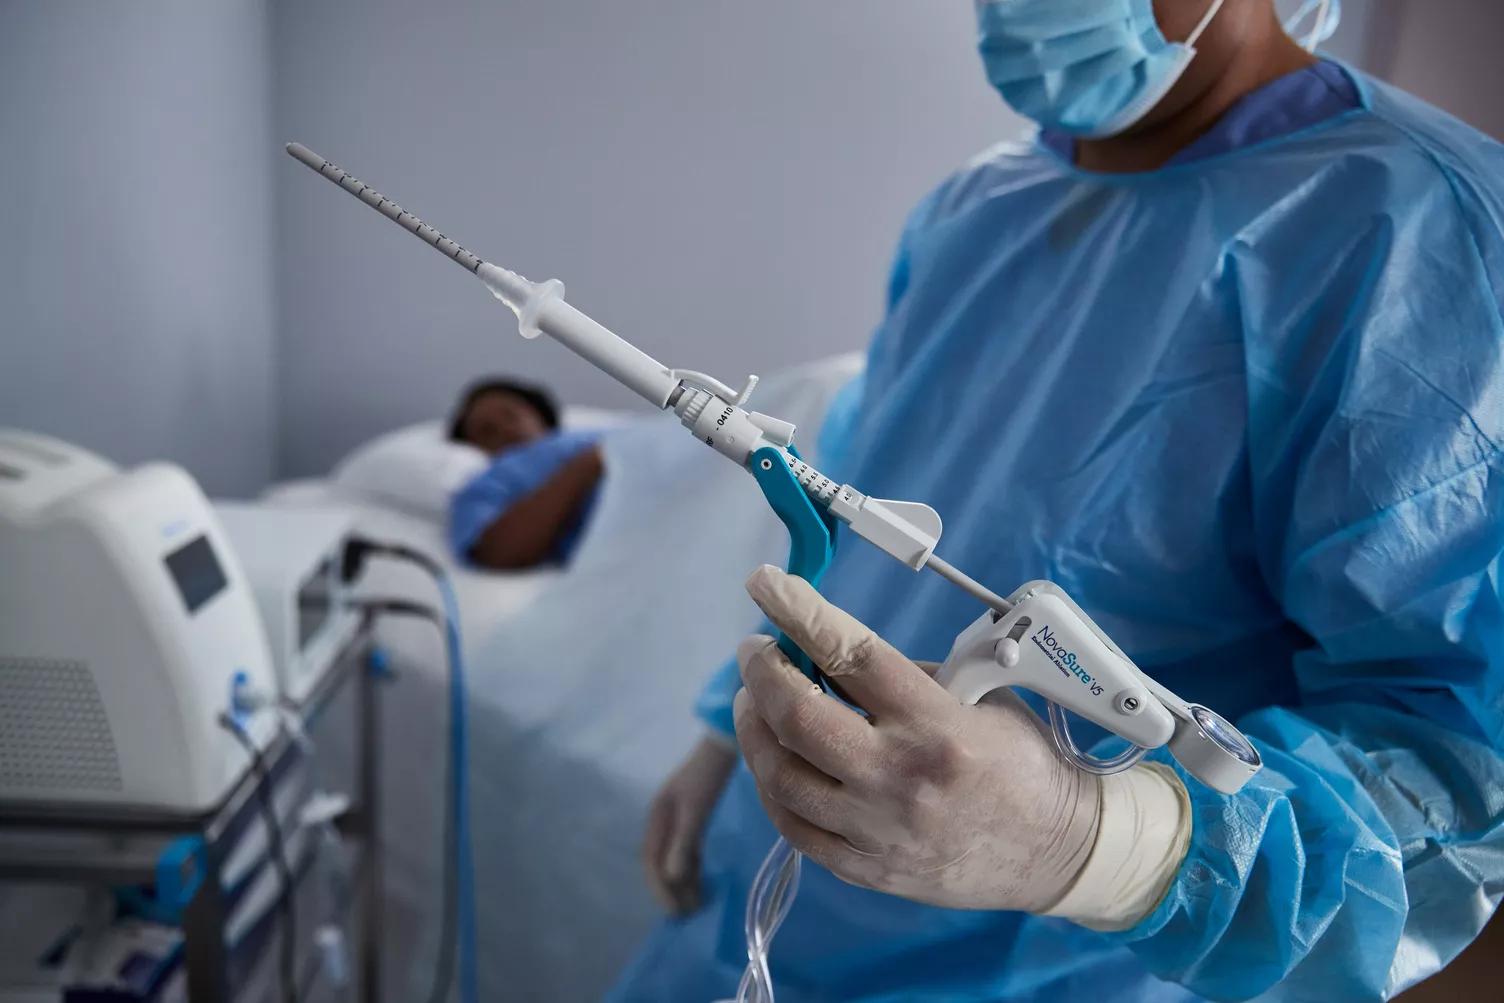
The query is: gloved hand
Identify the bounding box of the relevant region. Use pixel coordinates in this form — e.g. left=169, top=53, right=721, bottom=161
left=733, top=565, right=1192, bottom=927
left=641, top=733, right=737, bottom=915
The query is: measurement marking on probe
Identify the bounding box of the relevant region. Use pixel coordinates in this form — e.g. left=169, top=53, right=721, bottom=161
left=289, top=142, right=487, bottom=274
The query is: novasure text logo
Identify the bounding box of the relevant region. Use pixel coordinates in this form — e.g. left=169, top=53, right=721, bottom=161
left=1032, top=624, right=1105, bottom=697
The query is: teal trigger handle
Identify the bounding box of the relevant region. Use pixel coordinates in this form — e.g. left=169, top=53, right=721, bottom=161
left=749, top=446, right=839, bottom=683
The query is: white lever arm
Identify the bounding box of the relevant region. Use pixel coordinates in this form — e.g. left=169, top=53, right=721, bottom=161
left=827, top=491, right=942, bottom=570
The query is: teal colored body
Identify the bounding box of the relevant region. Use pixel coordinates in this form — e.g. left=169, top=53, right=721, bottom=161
left=748, top=444, right=839, bottom=676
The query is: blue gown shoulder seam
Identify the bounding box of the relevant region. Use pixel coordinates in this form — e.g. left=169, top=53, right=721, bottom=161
left=1356, top=106, right=1499, bottom=253
left=1283, top=449, right=1504, bottom=592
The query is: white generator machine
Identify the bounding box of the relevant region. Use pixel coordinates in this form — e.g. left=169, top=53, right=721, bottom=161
left=216, top=502, right=359, bottom=704
left=0, top=430, right=278, bottom=814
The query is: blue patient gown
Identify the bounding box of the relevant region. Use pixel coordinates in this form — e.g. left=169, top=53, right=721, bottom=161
left=447, top=429, right=600, bottom=564
left=608, top=65, right=1504, bottom=1002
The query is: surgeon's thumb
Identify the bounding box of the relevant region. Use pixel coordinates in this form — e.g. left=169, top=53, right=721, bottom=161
left=744, top=565, right=947, bottom=724
left=745, top=565, right=873, bottom=676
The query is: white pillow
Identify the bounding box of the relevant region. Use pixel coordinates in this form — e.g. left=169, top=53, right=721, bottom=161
left=560, top=405, right=633, bottom=430
left=329, top=421, right=488, bottom=521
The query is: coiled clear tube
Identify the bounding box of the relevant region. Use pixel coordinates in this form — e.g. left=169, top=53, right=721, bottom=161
left=1047, top=700, right=1148, bottom=775
left=735, top=837, right=802, bottom=1003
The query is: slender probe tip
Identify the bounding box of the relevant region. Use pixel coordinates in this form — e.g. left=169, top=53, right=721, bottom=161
left=285, top=142, right=321, bottom=167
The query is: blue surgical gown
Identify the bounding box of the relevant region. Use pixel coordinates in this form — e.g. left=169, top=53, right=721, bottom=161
left=609, top=65, right=1504, bottom=1002
left=447, top=429, right=601, bottom=565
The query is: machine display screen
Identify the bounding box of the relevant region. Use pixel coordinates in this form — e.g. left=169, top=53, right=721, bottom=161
left=164, top=535, right=228, bottom=614
left=298, top=558, right=334, bottom=650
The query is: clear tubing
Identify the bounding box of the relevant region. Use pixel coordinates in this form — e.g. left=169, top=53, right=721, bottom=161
left=737, top=837, right=802, bottom=1003
left=1048, top=701, right=1149, bottom=776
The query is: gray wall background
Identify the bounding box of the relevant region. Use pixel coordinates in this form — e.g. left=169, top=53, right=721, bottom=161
left=0, top=1, right=278, bottom=497
left=270, top=0, right=1020, bottom=478
left=1365, top=0, right=1504, bottom=141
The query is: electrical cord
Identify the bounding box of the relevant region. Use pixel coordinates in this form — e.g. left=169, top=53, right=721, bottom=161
left=220, top=714, right=300, bottom=1003
left=345, top=535, right=475, bottom=1003
left=342, top=538, right=444, bottom=585
left=355, top=598, right=445, bottom=625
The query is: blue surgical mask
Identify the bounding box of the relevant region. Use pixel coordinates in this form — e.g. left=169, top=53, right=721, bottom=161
left=975, top=0, right=1227, bottom=139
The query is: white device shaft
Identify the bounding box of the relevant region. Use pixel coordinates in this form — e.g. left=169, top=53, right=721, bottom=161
left=475, top=265, right=680, bottom=409
left=542, top=300, right=680, bottom=408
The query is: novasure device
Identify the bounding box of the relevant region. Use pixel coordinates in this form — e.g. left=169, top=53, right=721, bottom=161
left=284, top=141, right=1260, bottom=788
left=0, top=430, right=278, bottom=814
left=286, top=143, right=1266, bottom=1003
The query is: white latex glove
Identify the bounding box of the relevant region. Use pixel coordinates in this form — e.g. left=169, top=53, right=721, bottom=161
left=733, top=565, right=1192, bottom=927
left=642, top=733, right=737, bottom=915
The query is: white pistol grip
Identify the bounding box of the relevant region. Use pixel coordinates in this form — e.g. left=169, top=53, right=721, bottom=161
left=936, top=596, right=1175, bottom=751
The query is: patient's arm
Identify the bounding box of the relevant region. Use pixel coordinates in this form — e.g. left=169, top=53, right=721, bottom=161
left=468, top=446, right=604, bottom=569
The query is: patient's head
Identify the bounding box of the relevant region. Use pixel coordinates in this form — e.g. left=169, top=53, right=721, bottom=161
left=448, top=377, right=560, bottom=456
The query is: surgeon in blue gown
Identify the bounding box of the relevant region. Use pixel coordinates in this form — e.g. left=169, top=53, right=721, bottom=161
left=610, top=0, right=1504, bottom=1000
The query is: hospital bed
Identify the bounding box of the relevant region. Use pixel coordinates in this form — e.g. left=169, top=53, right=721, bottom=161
left=260, top=354, right=863, bottom=1002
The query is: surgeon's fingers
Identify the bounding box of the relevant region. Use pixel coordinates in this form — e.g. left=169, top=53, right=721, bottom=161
left=735, top=689, right=865, bottom=838
left=737, top=636, right=877, bottom=783
left=745, top=566, right=950, bottom=725
left=752, top=788, right=882, bottom=895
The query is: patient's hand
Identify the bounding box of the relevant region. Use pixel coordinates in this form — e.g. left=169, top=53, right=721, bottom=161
left=642, top=733, right=737, bottom=915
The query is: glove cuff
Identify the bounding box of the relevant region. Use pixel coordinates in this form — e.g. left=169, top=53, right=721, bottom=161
left=1042, top=762, right=1192, bottom=931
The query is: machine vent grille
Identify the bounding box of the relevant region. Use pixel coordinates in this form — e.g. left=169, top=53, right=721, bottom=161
left=0, top=657, right=122, bottom=793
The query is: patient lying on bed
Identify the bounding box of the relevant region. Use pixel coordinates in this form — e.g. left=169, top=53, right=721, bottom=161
left=446, top=377, right=603, bottom=569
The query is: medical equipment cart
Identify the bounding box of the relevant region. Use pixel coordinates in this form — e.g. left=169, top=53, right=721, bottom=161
left=0, top=618, right=383, bottom=1003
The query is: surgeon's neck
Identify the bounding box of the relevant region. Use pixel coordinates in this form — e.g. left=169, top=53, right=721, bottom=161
left=1074, top=15, right=1317, bottom=174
